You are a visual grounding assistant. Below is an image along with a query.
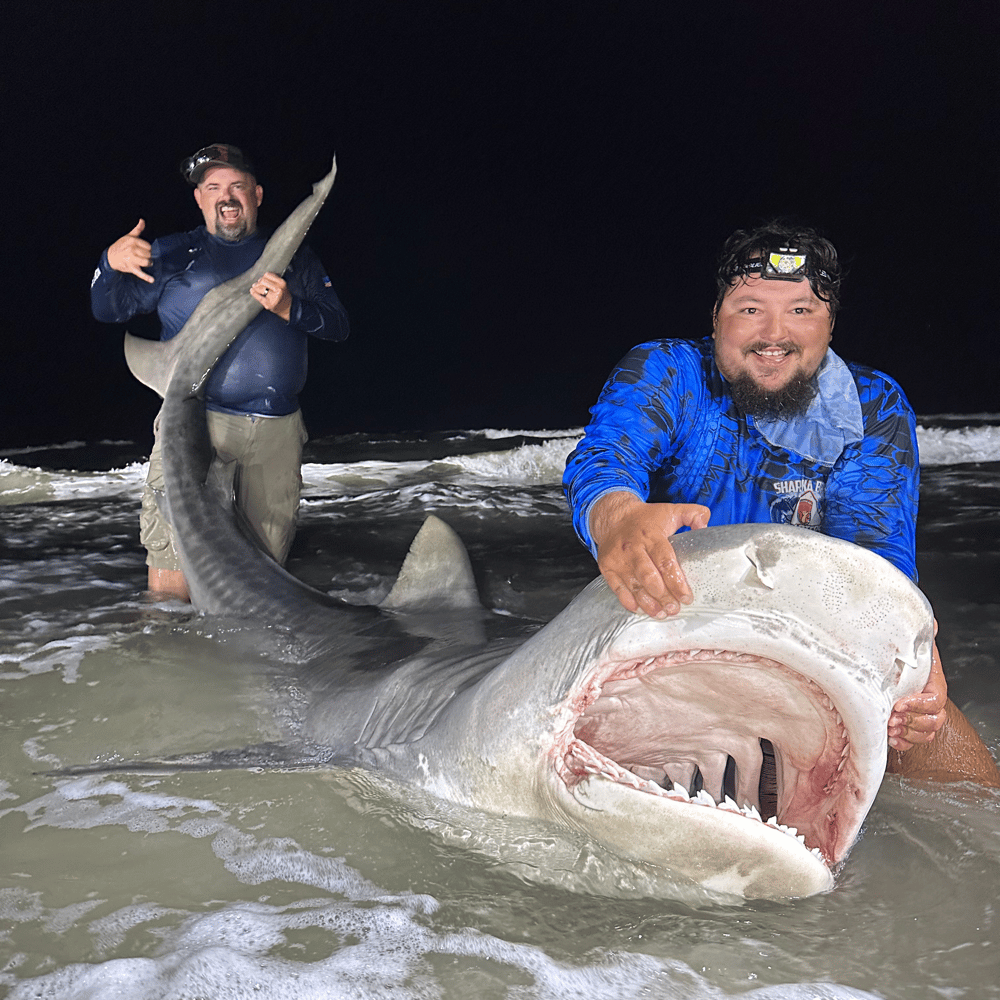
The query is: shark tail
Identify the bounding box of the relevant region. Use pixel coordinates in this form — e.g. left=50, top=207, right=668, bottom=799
left=124, top=331, right=178, bottom=397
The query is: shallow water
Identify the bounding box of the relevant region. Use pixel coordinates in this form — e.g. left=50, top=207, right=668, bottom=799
left=1, top=429, right=998, bottom=999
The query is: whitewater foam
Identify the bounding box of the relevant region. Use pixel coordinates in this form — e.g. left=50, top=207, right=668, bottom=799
left=0, top=775, right=884, bottom=1000
left=2, top=424, right=999, bottom=506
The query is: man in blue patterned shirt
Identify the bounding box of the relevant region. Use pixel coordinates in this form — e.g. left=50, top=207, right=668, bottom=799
left=564, top=223, right=999, bottom=784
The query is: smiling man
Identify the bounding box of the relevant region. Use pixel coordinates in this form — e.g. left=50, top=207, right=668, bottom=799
left=91, top=144, right=349, bottom=600
left=563, top=222, right=1000, bottom=785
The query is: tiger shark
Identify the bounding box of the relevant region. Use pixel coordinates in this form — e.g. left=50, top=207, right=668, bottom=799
left=115, top=162, right=935, bottom=899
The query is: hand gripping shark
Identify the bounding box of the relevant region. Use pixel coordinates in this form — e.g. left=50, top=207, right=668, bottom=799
left=115, top=163, right=934, bottom=899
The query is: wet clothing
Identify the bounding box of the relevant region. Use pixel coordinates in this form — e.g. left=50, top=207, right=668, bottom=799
left=90, top=225, right=349, bottom=416
left=93, top=223, right=347, bottom=570
left=563, top=337, right=920, bottom=579
left=141, top=409, right=307, bottom=570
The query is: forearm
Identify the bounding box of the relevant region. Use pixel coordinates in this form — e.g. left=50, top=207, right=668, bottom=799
left=887, top=698, right=1000, bottom=787
left=588, top=491, right=647, bottom=551
left=564, top=439, right=654, bottom=554
left=563, top=341, right=694, bottom=553
left=288, top=293, right=349, bottom=339
left=90, top=251, right=147, bottom=323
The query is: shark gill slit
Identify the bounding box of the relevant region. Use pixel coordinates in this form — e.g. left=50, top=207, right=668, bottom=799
left=643, top=740, right=774, bottom=818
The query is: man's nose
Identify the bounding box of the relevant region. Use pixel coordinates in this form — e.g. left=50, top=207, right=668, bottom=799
left=763, top=310, right=787, bottom=340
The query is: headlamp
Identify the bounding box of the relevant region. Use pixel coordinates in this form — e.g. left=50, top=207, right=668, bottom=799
left=727, top=246, right=833, bottom=285
left=714, top=225, right=842, bottom=316
left=763, top=249, right=809, bottom=279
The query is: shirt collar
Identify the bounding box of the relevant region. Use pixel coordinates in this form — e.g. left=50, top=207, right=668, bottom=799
left=748, top=349, right=864, bottom=465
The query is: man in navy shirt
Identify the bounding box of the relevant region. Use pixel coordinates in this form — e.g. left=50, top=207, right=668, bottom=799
left=565, top=223, right=999, bottom=785
left=92, top=144, right=349, bottom=600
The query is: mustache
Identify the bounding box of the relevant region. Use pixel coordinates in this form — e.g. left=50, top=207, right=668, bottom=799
left=743, top=341, right=801, bottom=356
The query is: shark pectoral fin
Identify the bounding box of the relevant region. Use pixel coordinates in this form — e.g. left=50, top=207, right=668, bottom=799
left=381, top=515, right=481, bottom=611
left=124, top=331, right=178, bottom=397
left=740, top=543, right=777, bottom=591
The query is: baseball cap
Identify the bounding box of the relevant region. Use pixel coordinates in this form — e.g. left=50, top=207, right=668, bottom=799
left=180, top=143, right=256, bottom=185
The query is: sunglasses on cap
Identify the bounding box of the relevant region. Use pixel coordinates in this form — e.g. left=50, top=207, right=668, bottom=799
left=180, top=144, right=255, bottom=185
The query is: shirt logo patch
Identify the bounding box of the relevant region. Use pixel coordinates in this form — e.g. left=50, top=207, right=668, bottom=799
left=770, top=480, right=824, bottom=529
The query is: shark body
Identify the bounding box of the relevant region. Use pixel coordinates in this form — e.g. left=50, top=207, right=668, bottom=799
left=120, top=164, right=934, bottom=899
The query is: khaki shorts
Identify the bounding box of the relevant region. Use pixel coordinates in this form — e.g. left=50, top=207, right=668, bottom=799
left=140, top=408, right=308, bottom=571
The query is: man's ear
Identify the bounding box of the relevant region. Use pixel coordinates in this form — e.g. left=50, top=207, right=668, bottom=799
left=254, top=184, right=263, bottom=208
left=193, top=186, right=204, bottom=211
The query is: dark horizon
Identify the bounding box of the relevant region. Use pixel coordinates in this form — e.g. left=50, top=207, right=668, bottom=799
left=6, top=4, right=998, bottom=451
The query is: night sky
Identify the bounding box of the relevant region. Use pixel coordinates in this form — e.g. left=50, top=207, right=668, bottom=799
left=6, top=3, right=998, bottom=452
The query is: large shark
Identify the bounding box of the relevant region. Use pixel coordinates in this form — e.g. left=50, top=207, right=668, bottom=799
left=115, top=164, right=934, bottom=899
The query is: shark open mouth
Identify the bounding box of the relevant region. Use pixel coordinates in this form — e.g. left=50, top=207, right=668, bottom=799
left=558, top=648, right=858, bottom=867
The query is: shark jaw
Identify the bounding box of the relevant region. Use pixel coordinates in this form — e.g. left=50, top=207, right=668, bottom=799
left=549, top=644, right=872, bottom=898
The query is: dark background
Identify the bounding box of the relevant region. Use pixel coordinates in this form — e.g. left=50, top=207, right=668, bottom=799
left=5, top=2, right=997, bottom=451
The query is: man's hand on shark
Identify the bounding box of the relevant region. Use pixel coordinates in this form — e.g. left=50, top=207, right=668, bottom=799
left=593, top=493, right=947, bottom=753
left=888, top=638, right=947, bottom=750
left=250, top=272, right=292, bottom=322
left=107, top=218, right=155, bottom=284
left=591, top=493, right=711, bottom=618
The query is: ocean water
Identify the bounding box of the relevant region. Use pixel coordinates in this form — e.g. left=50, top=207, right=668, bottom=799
left=1, top=421, right=999, bottom=1000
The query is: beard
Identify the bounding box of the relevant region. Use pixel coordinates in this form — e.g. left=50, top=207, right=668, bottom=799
left=716, top=341, right=820, bottom=419
left=725, top=369, right=817, bottom=418
left=215, top=200, right=252, bottom=242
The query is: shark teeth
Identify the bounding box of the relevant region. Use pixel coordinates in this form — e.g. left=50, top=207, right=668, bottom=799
left=563, top=738, right=823, bottom=858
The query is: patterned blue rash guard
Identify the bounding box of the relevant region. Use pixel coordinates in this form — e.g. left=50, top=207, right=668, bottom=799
left=563, top=337, right=920, bottom=579
left=91, top=226, right=349, bottom=416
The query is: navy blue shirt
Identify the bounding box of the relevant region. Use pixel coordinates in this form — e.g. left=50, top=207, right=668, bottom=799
left=91, top=226, right=349, bottom=416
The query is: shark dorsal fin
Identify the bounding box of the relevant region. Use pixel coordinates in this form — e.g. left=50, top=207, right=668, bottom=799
left=381, top=515, right=480, bottom=611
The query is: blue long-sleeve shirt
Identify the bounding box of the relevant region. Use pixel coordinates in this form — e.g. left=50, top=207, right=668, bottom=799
left=563, top=337, right=920, bottom=579
left=91, top=226, right=349, bottom=416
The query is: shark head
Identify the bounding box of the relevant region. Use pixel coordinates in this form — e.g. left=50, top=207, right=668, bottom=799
left=418, top=524, right=934, bottom=899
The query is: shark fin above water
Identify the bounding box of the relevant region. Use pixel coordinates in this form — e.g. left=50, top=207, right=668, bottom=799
left=380, top=515, right=480, bottom=612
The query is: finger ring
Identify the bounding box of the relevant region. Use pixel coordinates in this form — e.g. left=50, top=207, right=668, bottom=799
left=262, top=288, right=268, bottom=296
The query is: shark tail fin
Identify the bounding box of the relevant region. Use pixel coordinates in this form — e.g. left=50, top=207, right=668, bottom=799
left=380, top=515, right=481, bottom=611
left=124, top=331, right=180, bottom=397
